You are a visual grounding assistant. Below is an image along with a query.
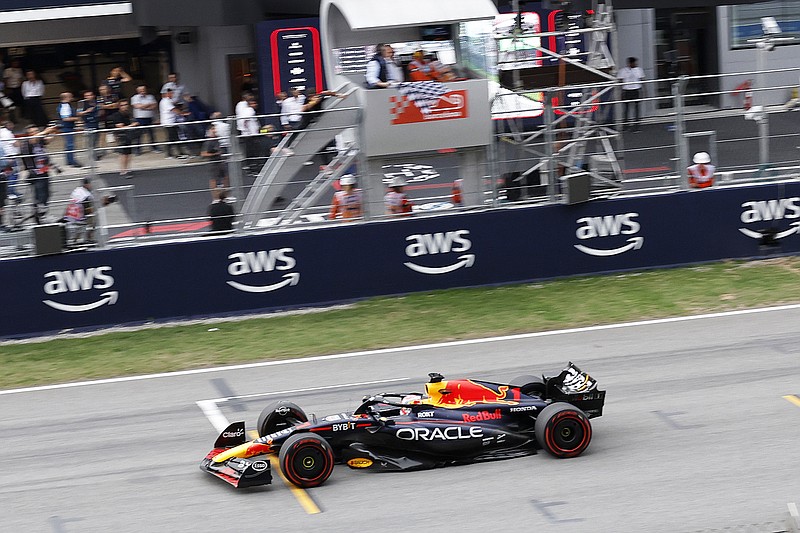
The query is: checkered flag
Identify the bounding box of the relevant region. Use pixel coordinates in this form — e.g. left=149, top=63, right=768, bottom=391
left=397, top=81, right=448, bottom=115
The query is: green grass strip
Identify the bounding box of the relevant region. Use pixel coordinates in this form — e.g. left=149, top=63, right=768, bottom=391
left=2, top=257, right=800, bottom=390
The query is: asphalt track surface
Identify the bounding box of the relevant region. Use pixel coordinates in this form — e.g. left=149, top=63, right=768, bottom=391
left=2, top=307, right=799, bottom=532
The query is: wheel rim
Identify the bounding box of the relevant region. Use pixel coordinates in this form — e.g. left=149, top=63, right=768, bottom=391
left=553, top=417, right=584, bottom=450
left=292, top=446, right=327, bottom=480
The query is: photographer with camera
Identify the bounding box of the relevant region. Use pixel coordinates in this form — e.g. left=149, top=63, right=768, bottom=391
left=20, top=123, right=61, bottom=223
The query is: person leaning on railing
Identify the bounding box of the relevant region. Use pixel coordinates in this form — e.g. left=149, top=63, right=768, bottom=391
left=687, top=152, right=715, bottom=189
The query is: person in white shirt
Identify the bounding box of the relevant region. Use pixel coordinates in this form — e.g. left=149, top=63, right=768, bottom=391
left=235, top=94, right=261, bottom=171
left=21, top=70, right=47, bottom=126
left=0, top=120, right=19, bottom=158
left=130, top=85, right=159, bottom=154
left=280, top=88, right=306, bottom=130
left=160, top=72, right=187, bottom=104
left=159, top=88, right=187, bottom=158
left=617, top=57, right=645, bottom=131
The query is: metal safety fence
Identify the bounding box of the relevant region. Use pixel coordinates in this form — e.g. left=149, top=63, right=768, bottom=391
left=2, top=68, right=800, bottom=259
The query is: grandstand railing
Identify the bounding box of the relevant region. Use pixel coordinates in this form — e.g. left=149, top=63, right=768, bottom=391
left=1, top=68, right=799, bottom=258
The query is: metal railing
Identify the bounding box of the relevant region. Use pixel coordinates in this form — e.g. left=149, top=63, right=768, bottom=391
left=2, top=69, right=799, bottom=258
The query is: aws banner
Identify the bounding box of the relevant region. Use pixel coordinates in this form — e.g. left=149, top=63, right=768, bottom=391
left=3, top=182, right=800, bottom=338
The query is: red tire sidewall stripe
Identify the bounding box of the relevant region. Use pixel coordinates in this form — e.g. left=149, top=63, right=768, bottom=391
left=284, top=440, right=334, bottom=486
left=545, top=410, right=592, bottom=457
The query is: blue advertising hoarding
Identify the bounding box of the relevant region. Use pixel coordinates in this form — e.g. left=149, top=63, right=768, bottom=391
left=2, top=182, right=799, bottom=338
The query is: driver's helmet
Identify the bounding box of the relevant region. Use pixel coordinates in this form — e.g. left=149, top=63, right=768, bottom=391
left=399, top=393, right=423, bottom=415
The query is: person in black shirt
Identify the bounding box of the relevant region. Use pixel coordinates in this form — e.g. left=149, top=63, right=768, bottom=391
left=208, top=188, right=235, bottom=234
left=108, top=99, right=139, bottom=177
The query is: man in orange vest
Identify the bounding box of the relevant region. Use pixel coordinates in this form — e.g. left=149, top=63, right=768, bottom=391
left=687, top=151, right=715, bottom=189
left=329, top=174, right=362, bottom=220
left=384, top=176, right=413, bottom=216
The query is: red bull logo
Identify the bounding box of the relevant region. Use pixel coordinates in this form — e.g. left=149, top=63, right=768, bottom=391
left=462, top=409, right=502, bottom=423
left=425, top=379, right=520, bottom=408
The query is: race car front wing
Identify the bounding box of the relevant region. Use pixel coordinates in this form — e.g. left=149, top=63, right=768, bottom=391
left=199, top=422, right=273, bottom=488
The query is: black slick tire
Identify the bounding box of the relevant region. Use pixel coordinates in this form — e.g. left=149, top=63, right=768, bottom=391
left=279, top=432, right=335, bottom=488
left=534, top=403, right=592, bottom=458
left=257, top=400, right=308, bottom=438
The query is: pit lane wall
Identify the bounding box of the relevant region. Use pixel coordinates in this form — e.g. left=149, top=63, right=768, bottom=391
left=4, top=182, right=800, bottom=338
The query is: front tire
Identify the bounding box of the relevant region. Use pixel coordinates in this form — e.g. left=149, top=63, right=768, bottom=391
left=279, top=433, right=335, bottom=488
left=257, top=401, right=308, bottom=438
left=534, top=403, right=592, bottom=458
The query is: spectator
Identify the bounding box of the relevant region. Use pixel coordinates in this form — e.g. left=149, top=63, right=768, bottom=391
left=208, top=188, right=235, bottom=234
left=159, top=88, right=187, bottom=159
left=451, top=178, right=463, bottom=206
left=688, top=152, right=715, bottom=189
left=0, top=120, right=19, bottom=163
left=384, top=176, right=413, bottom=216
left=96, top=84, right=119, bottom=154
left=236, top=93, right=261, bottom=170
left=365, top=44, right=404, bottom=89
left=3, top=58, right=24, bottom=122
left=280, top=87, right=307, bottom=131
left=108, top=99, right=139, bottom=178
left=77, top=89, right=100, bottom=161
left=20, top=123, right=60, bottom=222
left=329, top=174, right=362, bottom=220
left=210, top=111, right=231, bottom=153
left=57, top=92, right=82, bottom=168
left=408, top=50, right=441, bottom=81
left=105, top=66, right=132, bottom=101
left=618, top=57, right=645, bottom=132
left=298, top=88, right=346, bottom=131
left=201, top=123, right=228, bottom=192
left=21, top=70, right=47, bottom=127
left=183, top=92, right=213, bottom=155
left=130, top=85, right=159, bottom=154
left=161, top=72, right=187, bottom=104
left=63, top=177, right=95, bottom=243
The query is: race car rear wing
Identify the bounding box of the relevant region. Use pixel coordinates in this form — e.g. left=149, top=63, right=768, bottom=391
left=546, top=362, right=606, bottom=418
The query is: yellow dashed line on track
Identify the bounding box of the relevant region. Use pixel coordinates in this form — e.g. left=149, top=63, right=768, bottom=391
left=247, top=430, right=322, bottom=515
left=783, top=395, right=800, bottom=408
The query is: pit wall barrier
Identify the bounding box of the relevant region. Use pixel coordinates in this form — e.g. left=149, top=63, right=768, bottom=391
left=4, top=181, right=800, bottom=338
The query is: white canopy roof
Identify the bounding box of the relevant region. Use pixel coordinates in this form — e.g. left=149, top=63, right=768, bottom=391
left=321, top=0, right=498, bottom=31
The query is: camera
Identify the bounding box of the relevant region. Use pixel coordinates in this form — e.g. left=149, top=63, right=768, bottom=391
left=102, top=194, right=118, bottom=206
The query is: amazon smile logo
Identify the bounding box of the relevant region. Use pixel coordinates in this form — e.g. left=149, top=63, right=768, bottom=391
left=404, top=230, right=475, bottom=275
left=574, top=213, right=644, bottom=257
left=227, top=249, right=300, bottom=293
left=42, top=266, right=119, bottom=313
left=738, top=198, right=800, bottom=241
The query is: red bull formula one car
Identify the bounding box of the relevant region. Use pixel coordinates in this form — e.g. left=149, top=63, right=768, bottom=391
left=200, top=362, right=605, bottom=489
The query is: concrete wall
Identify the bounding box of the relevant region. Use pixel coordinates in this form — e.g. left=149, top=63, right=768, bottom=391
left=170, top=25, right=255, bottom=115
left=613, top=9, right=657, bottom=115
left=716, top=6, right=800, bottom=109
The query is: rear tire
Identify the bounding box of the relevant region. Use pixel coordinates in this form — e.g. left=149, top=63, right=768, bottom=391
left=279, top=433, right=335, bottom=488
left=511, top=374, right=547, bottom=398
left=257, top=401, right=308, bottom=438
left=535, top=403, right=592, bottom=458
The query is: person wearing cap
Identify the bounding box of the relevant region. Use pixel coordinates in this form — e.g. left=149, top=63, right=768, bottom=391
left=688, top=152, right=715, bottom=189
left=384, top=176, right=414, bottom=216
left=329, top=174, right=362, bottom=220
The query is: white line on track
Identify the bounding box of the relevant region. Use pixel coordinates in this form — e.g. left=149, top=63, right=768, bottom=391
left=3, top=302, right=800, bottom=396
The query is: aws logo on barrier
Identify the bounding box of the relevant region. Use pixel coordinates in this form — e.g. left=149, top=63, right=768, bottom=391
left=42, top=266, right=118, bottom=312
left=227, top=248, right=299, bottom=293
left=739, top=198, right=800, bottom=240
left=574, top=213, right=643, bottom=257
left=404, top=230, right=474, bottom=275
